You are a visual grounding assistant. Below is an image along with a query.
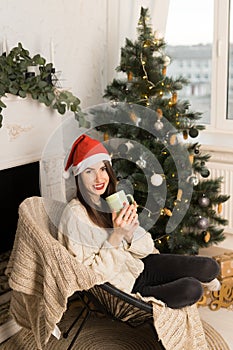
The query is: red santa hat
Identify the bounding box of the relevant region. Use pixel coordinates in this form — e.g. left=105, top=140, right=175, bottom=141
left=63, top=134, right=111, bottom=179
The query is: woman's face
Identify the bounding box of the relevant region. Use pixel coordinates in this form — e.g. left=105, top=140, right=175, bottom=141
left=80, top=161, right=110, bottom=199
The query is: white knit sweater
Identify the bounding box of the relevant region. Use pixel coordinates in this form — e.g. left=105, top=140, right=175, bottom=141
left=58, top=198, right=156, bottom=293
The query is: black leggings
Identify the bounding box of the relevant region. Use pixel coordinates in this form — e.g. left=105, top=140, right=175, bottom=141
left=131, top=254, right=220, bottom=309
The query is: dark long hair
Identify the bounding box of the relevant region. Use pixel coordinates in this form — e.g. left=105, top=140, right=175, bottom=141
left=75, top=161, right=117, bottom=228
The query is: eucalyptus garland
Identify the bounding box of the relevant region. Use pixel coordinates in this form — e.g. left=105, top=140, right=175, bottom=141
left=0, top=42, right=81, bottom=127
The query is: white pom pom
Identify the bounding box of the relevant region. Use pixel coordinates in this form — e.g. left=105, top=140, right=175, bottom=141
left=63, top=170, right=70, bottom=179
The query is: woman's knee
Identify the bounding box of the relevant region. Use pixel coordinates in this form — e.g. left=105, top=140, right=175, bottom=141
left=164, top=277, right=203, bottom=309
left=180, top=277, right=203, bottom=302
left=198, top=257, right=220, bottom=282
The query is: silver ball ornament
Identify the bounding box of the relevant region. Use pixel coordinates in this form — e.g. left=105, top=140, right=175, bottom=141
left=197, top=217, right=209, bottom=229
left=198, top=196, right=210, bottom=207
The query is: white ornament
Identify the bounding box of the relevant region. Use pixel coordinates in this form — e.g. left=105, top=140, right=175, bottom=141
left=154, top=30, right=164, bottom=40
left=136, top=156, right=146, bottom=169
left=163, top=55, right=171, bottom=67
left=151, top=173, right=163, bottom=186
left=154, top=119, right=164, bottom=131
left=153, top=51, right=162, bottom=58
left=187, top=174, right=199, bottom=186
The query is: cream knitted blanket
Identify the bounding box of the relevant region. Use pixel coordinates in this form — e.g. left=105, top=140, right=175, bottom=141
left=5, top=197, right=208, bottom=350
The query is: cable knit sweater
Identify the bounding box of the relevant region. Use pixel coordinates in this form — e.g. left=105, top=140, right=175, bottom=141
left=5, top=197, right=208, bottom=350
left=58, top=198, right=156, bottom=293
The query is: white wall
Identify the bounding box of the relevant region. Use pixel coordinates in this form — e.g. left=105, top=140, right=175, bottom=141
left=0, top=0, right=169, bottom=108
left=0, top=0, right=168, bottom=170
left=0, top=0, right=108, bottom=109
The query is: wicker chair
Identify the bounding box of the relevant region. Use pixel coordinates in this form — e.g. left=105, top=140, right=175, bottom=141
left=43, top=197, right=163, bottom=349
left=63, top=281, right=160, bottom=350
left=9, top=196, right=163, bottom=350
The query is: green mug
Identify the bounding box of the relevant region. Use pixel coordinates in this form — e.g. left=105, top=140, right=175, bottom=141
left=106, top=190, right=134, bottom=213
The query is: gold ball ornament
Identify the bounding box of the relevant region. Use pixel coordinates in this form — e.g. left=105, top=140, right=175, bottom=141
left=143, top=39, right=152, bottom=47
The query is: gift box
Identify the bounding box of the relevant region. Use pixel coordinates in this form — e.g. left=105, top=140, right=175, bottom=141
left=214, top=252, right=233, bottom=280
left=198, top=276, right=233, bottom=310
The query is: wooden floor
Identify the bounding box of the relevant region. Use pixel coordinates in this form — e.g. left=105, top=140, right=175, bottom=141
left=199, top=306, right=233, bottom=349
left=199, top=240, right=233, bottom=350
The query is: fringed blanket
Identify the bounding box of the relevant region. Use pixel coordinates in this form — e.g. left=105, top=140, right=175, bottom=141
left=5, top=197, right=208, bottom=350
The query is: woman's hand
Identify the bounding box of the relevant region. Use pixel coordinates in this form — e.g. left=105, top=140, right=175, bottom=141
left=108, top=202, right=139, bottom=247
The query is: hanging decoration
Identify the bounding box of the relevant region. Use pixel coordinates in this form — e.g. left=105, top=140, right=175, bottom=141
left=136, top=156, right=147, bottom=169
left=183, top=130, right=188, bottom=140
left=202, top=231, right=211, bottom=243
left=187, top=174, right=199, bottom=186
left=218, top=203, right=223, bottom=214
left=129, top=111, right=141, bottom=126
left=151, top=172, right=163, bottom=186
left=154, top=108, right=164, bottom=130
left=197, top=216, right=209, bottom=230
left=189, top=127, right=199, bottom=138
left=198, top=195, right=210, bottom=207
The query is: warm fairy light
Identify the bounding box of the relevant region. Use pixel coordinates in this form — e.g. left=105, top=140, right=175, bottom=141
left=140, top=52, right=155, bottom=89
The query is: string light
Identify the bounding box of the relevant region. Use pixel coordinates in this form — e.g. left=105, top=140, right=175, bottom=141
left=140, top=52, right=155, bottom=90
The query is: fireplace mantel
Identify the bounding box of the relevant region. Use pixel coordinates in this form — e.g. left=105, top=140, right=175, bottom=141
left=0, top=94, right=67, bottom=171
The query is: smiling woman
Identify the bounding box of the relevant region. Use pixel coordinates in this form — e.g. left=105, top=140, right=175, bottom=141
left=57, top=133, right=220, bottom=313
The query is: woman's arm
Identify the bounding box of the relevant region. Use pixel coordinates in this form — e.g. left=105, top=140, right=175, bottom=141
left=58, top=202, right=128, bottom=277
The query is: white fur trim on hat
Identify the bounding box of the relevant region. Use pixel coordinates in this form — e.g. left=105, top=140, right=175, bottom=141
left=72, top=153, right=111, bottom=176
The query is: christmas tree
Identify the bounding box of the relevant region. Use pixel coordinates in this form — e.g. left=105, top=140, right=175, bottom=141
left=80, top=7, right=229, bottom=254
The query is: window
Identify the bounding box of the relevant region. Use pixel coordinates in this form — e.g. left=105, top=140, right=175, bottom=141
left=165, top=0, right=233, bottom=132
left=228, top=2, right=233, bottom=119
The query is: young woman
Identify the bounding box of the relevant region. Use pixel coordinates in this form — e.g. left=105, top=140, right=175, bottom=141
left=58, top=134, right=220, bottom=309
